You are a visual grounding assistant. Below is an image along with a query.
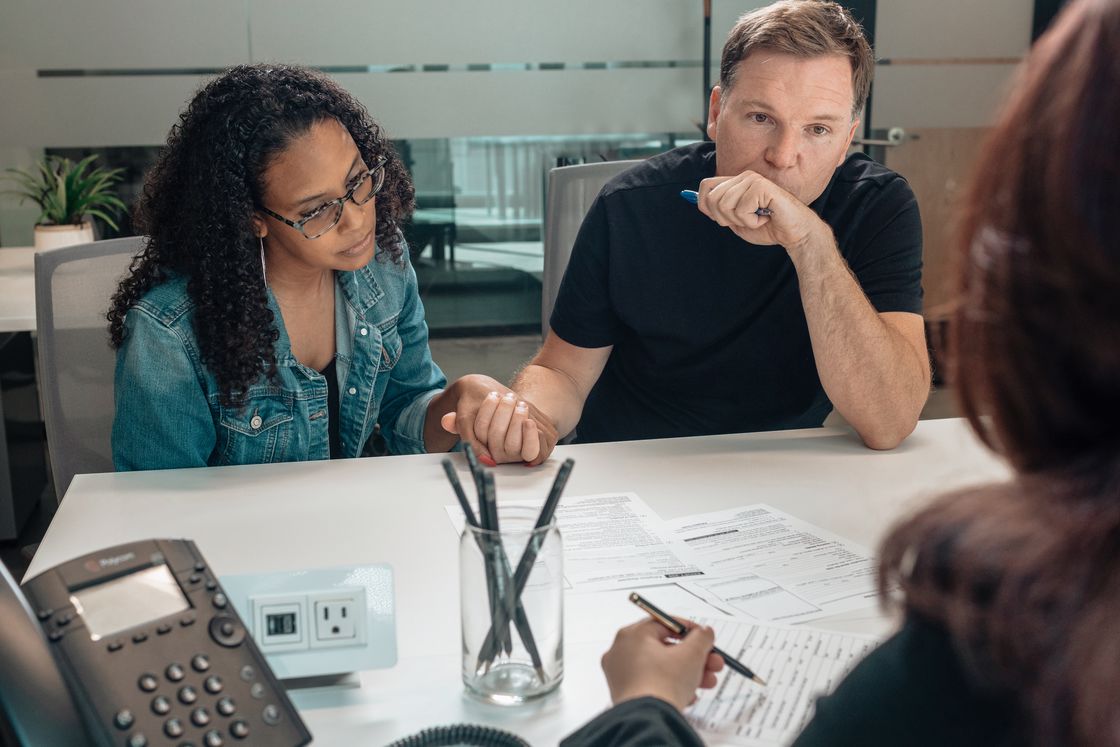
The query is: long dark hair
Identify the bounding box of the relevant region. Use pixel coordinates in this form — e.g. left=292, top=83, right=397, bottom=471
left=107, top=64, right=414, bottom=408
left=878, top=0, right=1120, bottom=743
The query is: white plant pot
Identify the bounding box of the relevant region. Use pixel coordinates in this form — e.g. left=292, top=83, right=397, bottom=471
left=33, top=221, right=95, bottom=251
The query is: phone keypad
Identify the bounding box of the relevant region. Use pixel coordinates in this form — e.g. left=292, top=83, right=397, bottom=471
left=126, top=653, right=262, bottom=744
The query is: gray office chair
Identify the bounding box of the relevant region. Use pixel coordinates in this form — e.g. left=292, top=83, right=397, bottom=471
left=541, top=160, right=642, bottom=338
left=35, top=236, right=145, bottom=502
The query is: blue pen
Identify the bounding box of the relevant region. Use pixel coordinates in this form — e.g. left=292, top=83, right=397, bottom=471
left=680, top=189, right=772, bottom=217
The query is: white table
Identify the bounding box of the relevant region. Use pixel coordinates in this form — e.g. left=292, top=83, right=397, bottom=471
left=0, top=246, right=38, bottom=538
left=0, top=246, right=37, bottom=334
left=28, top=418, right=1010, bottom=745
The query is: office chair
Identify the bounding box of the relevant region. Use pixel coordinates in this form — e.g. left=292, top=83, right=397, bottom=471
left=541, top=160, right=642, bottom=338
left=34, top=236, right=145, bottom=502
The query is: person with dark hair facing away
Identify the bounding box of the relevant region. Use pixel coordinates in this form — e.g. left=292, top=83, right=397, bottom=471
left=563, top=0, right=1120, bottom=743
left=446, top=0, right=930, bottom=464
left=109, top=64, right=547, bottom=469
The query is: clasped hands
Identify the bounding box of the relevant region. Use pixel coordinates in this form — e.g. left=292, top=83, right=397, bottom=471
left=696, top=170, right=826, bottom=255
left=441, top=374, right=558, bottom=466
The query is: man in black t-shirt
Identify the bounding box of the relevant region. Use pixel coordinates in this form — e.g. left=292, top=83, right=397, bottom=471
left=441, top=0, right=930, bottom=462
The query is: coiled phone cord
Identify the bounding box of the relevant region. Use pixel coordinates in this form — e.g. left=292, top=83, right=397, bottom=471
left=385, top=723, right=531, bottom=747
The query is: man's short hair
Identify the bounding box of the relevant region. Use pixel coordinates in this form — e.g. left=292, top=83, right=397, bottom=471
left=720, top=0, right=874, bottom=118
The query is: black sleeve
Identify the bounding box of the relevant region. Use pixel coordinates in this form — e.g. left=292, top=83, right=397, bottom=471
left=548, top=194, right=622, bottom=348
left=846, top=177, right=924, bottom=315
left=791, top=616, right=1019, bottom=747
left=561, top=696, right=705, bottom=747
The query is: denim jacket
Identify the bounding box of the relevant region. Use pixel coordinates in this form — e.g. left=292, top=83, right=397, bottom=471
left=112, top=254, right=446, bottom=471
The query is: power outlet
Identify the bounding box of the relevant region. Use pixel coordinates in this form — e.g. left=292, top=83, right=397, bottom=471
left=223, top=564, right=396, bottom=678
left=309, top=589, right=366, bottom=649
left=251, top=593, right=308, bottom=653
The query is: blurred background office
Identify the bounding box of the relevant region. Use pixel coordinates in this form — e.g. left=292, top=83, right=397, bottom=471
left=0, top=0, right=1066, bottom=571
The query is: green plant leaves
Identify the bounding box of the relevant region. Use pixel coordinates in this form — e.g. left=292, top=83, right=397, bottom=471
left=1, top=154, right=126, bottom=228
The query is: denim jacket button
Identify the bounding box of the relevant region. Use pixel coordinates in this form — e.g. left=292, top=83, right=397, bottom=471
left=359, top=327, right=368, bottom=336
left=249, top=415, right=262, bottom=430
left=347, top=387, right=357, bottom=396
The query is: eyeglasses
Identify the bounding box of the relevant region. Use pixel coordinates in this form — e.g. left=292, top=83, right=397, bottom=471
left=258, top=156, right=387, bottom=239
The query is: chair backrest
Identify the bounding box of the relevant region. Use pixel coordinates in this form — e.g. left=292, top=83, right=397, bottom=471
left=541, top=160, right=642, bottom=338
left=35, top=236, right=145, bottom=502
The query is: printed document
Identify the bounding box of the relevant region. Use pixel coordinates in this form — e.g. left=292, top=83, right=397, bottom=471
left=447, top=495, right=879, bottom=617
left=446, top=492, right=705, bottom=592
left=687, top=617, right=878, bottom=746
left=668, top=505, right=879, bottom=624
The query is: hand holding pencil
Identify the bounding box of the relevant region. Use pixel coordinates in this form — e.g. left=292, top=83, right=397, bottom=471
left=601, top=593, right=766, bottom=712
left=600, top=618, right=725, bottom=711
left=629, top=593, right=766, bottom=685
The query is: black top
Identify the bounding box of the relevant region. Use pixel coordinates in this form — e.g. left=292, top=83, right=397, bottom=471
left=549, top=142, right=923, bottom=443
left=561, top=616, right=1021, bottom=747
left=561, top=696, right=704, bottom=747
left=792, top=615, right=1020, bottom=746
left=321, top=357, right=343, bottom=459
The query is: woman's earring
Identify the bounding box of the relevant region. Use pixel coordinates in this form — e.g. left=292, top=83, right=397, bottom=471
left=259, top=236, right=267, bottom=285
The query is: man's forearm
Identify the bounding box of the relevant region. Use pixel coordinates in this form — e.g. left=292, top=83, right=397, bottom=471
left=511, top=364, right=587, bottom=439
left=789, top=229, right=930, bottom=449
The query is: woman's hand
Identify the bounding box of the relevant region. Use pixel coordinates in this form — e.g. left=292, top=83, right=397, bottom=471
left=601, top=618, right=724, bottom=711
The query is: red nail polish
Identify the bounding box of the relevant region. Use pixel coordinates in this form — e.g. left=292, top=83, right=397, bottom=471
left=480, top=454, right=497, bottom=467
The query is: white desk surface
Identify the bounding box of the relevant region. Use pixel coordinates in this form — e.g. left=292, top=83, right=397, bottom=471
left=0, top=246, right=36, bottom=333
left=29, top=418, right=1011, bottom=745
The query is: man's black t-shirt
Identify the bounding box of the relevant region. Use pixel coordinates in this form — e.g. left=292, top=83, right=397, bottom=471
left=549, top=141, right=923, bottom=443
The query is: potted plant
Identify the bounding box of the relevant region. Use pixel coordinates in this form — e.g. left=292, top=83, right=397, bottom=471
left=2, top=154, right=127, bottom=250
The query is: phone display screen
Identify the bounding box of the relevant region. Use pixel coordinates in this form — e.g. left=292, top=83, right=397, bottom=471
left=71, top=565, right=190, bottom=641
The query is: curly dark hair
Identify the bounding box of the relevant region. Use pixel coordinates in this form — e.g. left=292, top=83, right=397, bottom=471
left=107, top=63, right=414, bottom=408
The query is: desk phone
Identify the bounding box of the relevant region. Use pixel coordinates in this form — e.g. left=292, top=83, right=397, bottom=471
left=6, top=538, right=311, bottom=747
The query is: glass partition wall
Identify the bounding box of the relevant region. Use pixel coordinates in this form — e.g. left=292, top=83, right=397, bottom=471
left=52, top=132, right=697, bottom=338
left=402, top=133, right=697, bottom=336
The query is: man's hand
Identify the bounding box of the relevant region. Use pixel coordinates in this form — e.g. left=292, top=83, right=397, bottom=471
left=601, top=618, right=724, bottom=710
left=697, top=171, right=826, bottom=254
left=439, top=374, right=559, bottom=466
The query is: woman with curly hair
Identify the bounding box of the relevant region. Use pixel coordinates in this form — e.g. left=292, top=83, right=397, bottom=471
left=109, top=64, right=543, bottom=469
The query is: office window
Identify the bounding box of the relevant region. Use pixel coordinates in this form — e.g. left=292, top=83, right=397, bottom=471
left=50, top=133, right=692, bottom=336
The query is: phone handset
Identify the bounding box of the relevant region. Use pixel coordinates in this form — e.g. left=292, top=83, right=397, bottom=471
left=0, top=561, right=93, bottom=746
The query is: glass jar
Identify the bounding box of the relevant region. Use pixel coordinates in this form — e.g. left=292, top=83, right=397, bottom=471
left=460, top=506, right=563, bottom=705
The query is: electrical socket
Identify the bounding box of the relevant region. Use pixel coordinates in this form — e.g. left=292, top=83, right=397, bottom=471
left=222, top=564, right=396, bottom=678
left=251, top=593, right=308, bottom=653
left=309, top=589, right=366, bottom=649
